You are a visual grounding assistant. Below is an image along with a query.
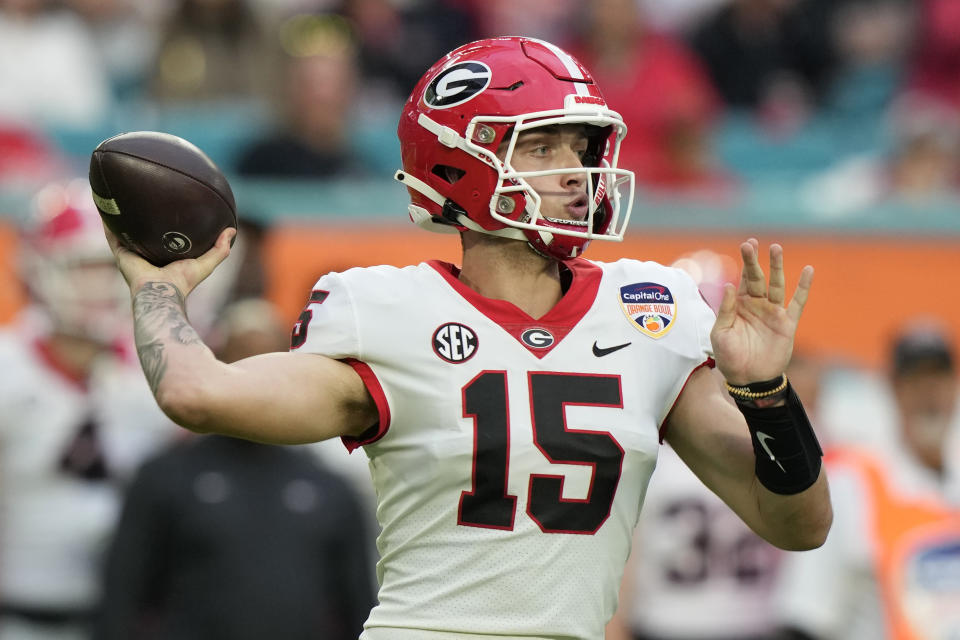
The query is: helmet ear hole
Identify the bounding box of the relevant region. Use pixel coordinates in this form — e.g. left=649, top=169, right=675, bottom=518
left=431, top=164, right=466, bottom=184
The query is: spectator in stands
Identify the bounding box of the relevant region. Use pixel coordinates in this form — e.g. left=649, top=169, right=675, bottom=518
left=689, top=0, right=849, bottom=131
left=149, top=0, right=271, bottom=103
left=885, top=98, right=960, bottom=202
left=639, top=0, right=733, bottom=36
left=800, top=94, right=960, bottom=215
left=466, top=0, right=577, bottom=46
left=904, top=0, right=960, bottom=112
left=0, top=0, right=111, bottom=128
left=93, top=298, right=376, bottom=640
left=65, top=0, right=162, bottom=101
left=774, top=320, right=960, bottom=640
left=570, top=0, right=734, bottom=197
left=340, top=0, right=475, bottom=102
left=235, top=14, right=369, bottom=178
left=821, top=0, right=914, bottom=121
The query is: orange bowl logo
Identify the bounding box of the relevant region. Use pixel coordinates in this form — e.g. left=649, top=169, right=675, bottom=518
left=619, top=282, right=676, bottom=339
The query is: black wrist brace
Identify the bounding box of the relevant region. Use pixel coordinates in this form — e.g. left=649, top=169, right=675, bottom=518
left=734, top=383, right=824, bottom=495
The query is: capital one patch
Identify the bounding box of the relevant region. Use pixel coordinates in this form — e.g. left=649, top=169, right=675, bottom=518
left=619, top=282, right=676, bottom=338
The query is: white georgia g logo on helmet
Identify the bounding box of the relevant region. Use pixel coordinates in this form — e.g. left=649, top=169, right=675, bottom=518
left=424, top=61, right=492, bottom=109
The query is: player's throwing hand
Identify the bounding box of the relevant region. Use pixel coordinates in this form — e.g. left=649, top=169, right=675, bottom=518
left=104, top=223, right=235, bottom=298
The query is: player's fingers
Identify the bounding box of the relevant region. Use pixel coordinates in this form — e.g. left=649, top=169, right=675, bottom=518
left=101, top=220, right=148, bottom=266
left=219, top=226, right=237, bottom=247
left=740, top=239, right=766, bottom=298
left=193, top=227, right=235, bottom=273
left=713, top=282, right=738, bottom=330
left=786, top=265, right=814, bottom=323
left=768, top=244, right=786, bottom=305
left=737, top=239, right=758, bottom=294
left=212, top=227, right=236, bottom=258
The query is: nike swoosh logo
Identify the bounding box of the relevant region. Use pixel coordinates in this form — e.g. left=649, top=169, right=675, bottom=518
left=592, top=341, right=632, bottom=357
left=756, top=432, right=785, bottom=472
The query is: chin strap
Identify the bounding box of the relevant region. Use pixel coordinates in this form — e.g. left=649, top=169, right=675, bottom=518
left=394, top=169, right=445, bottom=207
left=394, top=169, right=527, bottom=241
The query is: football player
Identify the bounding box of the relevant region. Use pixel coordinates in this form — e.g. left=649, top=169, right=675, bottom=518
left=0, top=180, right=174, bottom=640
left=105, top=37, right=832, bottom=640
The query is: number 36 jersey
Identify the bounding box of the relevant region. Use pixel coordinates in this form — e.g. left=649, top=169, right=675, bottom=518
left=293, top=257, right=716, bottom=640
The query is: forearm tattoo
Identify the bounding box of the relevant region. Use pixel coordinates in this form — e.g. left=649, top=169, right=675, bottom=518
left=132, top=282, right=202, bottom=394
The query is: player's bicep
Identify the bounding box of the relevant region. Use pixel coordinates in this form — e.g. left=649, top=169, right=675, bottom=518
left=197, top=351, right=378, bottom=444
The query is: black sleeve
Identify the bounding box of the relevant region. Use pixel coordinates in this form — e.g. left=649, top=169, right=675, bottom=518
left=91, top=458, right=174, bottom=640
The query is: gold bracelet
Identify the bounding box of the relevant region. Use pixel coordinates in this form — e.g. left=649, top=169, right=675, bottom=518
left=725, top=373, right=788, bottom=399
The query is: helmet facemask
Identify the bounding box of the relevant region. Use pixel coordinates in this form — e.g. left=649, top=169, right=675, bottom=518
left=476, top=112, right=633, bottom=260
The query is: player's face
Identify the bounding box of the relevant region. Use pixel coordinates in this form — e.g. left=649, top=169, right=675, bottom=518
left=502, top=124, right=591, bottom=222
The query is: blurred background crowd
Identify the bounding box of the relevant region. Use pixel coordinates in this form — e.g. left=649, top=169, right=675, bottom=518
left=0, top=1, right=958, bottom=640
left=1, top=0, right=960, bottom=211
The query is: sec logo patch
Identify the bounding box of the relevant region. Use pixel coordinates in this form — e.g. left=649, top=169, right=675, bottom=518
left=619, top=282, right=677, bottom=338
left=433, top=322, right=478, bottom=363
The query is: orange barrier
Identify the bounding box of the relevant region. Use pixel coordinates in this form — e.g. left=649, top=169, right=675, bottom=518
left=0, top=225, right=25, bottom=323
left=264, top=225, right=960, bottom=370
left=1, top=221, right=956, bottom=370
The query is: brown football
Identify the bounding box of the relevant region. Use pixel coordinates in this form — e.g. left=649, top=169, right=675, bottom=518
left=89, top=131, right=237, bottom=266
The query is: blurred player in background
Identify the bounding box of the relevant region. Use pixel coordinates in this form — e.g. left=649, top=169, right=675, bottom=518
left=774, top=321, right=960, bottom=640
left=0, top=179, right=175, bottom=640
left=93, top=298, right=375, bottom=640
left=103, top=37, right=831, bottom=639
left=608, top=352, right=828, bottom=640
left=607, top=252, right=827, bottom=640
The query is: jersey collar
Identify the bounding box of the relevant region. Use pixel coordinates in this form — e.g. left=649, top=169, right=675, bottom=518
left=427, top=258, right=602, bottom=358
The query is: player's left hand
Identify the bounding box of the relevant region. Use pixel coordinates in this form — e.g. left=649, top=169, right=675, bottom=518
left=710, top=238, right=813, bottom=386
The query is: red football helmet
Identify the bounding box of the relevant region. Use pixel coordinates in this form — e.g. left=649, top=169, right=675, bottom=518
left=396, top=37, right=635, bottom=260
left=19, top=179, right=129, bottom=344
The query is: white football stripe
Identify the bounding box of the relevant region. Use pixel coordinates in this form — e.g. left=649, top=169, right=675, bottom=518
left=91, top=191, right=121, bottom=215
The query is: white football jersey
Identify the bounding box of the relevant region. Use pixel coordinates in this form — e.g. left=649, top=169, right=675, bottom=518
left=0, top=319, right=176, bottom=609
left=293, top=258, right=715, bottom=640
left=626, top=444, right=782, bottom=637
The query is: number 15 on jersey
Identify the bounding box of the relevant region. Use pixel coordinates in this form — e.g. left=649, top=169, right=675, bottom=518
left=458, top=371, right=625, bottom=535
